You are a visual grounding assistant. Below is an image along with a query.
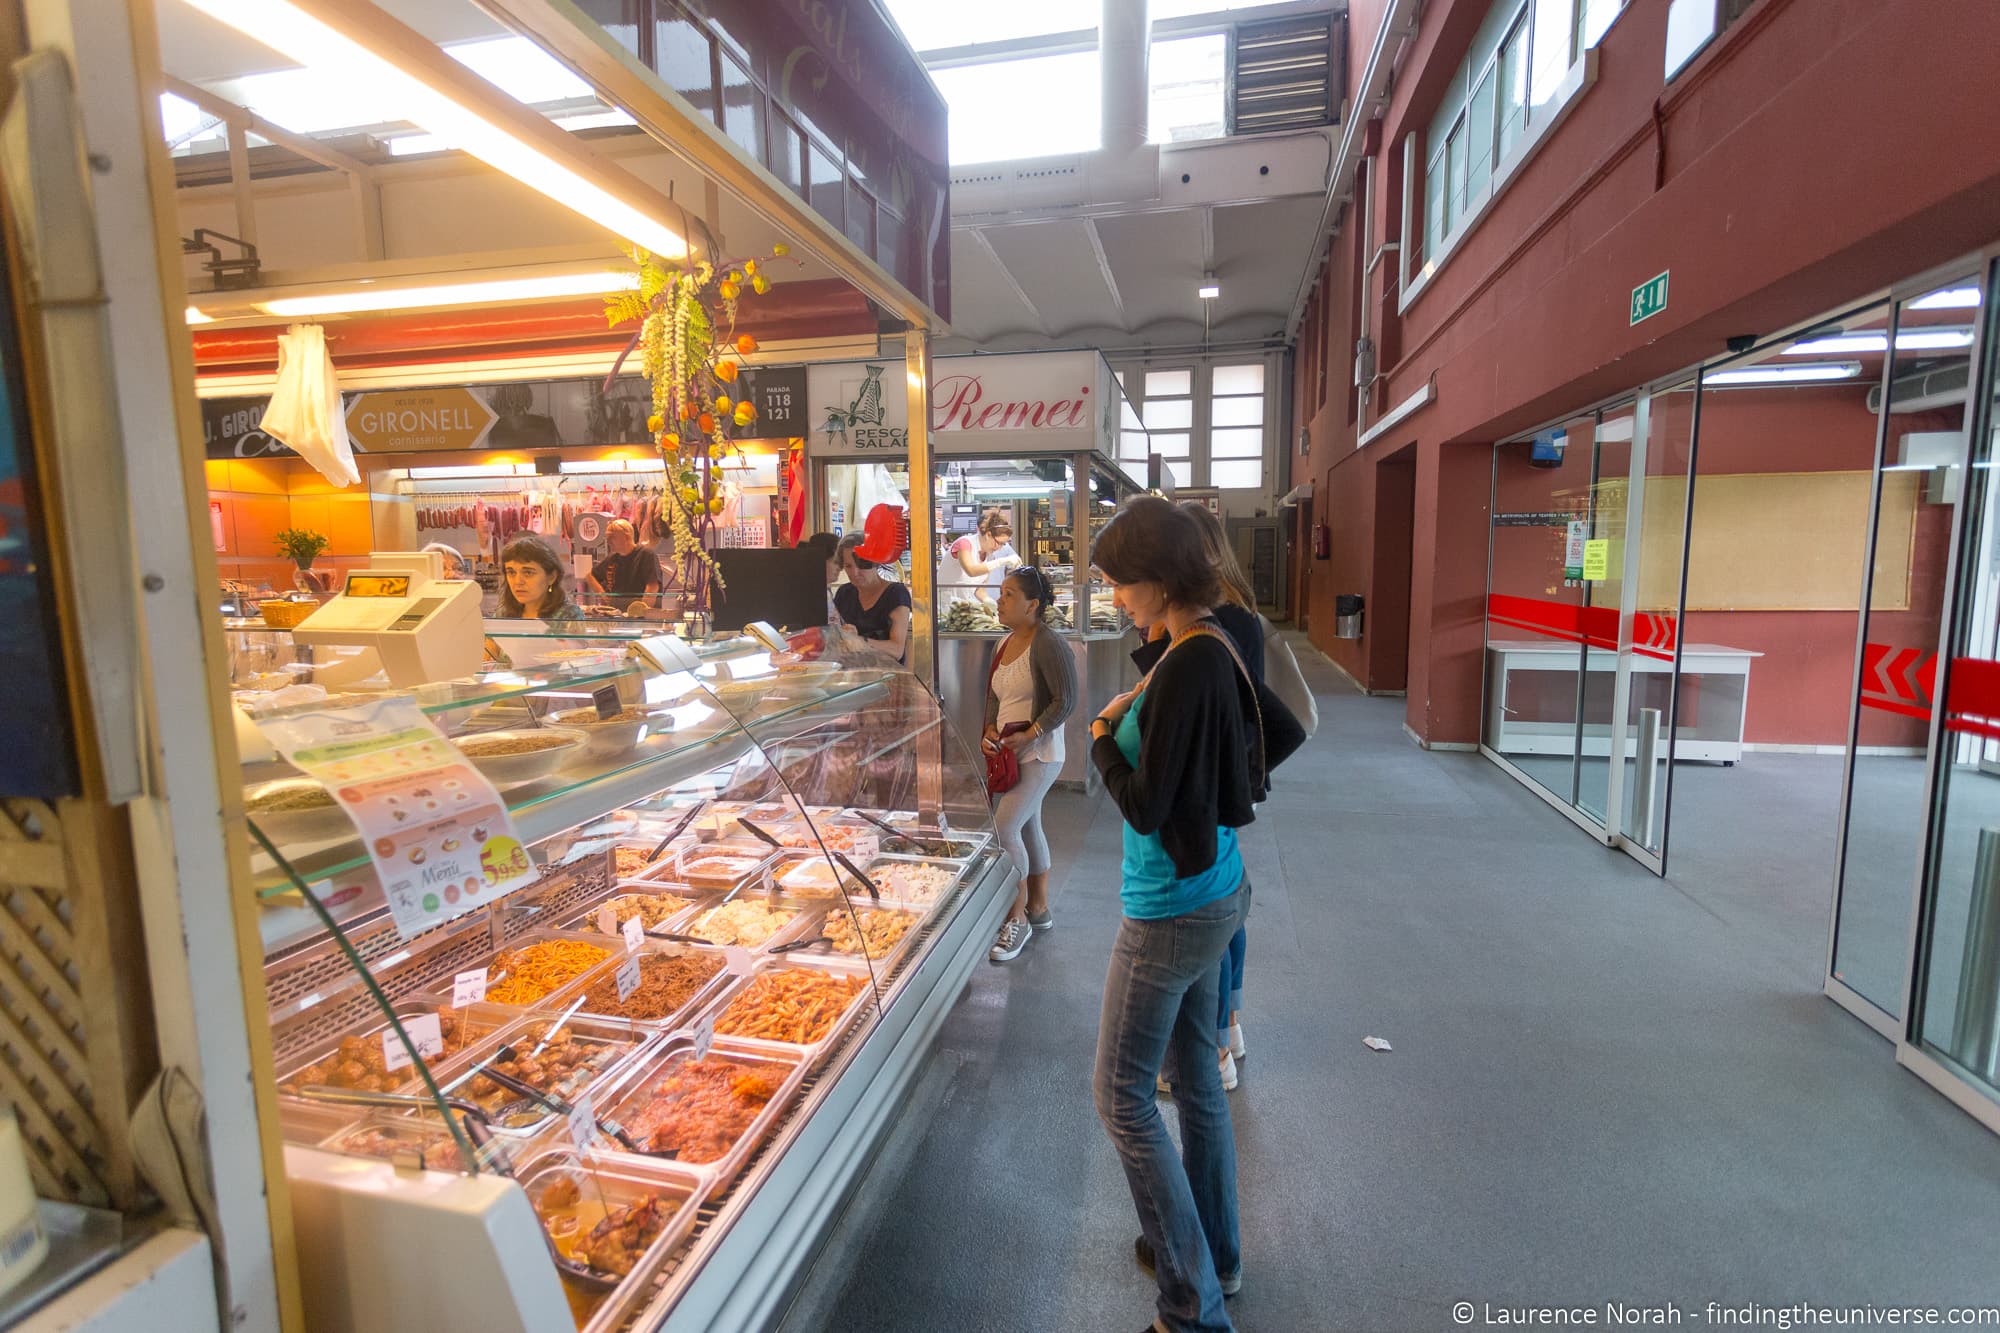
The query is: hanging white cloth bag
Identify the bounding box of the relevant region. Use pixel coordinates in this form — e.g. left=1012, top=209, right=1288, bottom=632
left=260, top=323, right=358, bottom=487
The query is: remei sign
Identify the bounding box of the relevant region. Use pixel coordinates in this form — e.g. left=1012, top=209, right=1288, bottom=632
left=345, top=387, right=497, bottom=453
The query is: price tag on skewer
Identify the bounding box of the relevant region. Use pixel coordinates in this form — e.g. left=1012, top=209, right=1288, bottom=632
left=451, top=967, right=489, bottom=1008
left=567, top=1093, right=598, bottom=1156
left=722, top=945, right=753, bottom=974
left=692, top=1017, right=715, bottom=1059
left=381, top=1013, right=444, bottom=1072
left=615, top=956, right=642, bottom=1002
left=622, top=914, right=646, bottom=954
left=597, top=903, right=617, bottom=935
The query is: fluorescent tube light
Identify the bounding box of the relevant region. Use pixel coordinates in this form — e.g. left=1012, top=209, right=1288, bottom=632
left=1783, top=329, right=1971, bottom=356
left=259, top=270, right=640, bottom=317
left=1197, top=280, right=1220, bottom=300
left=1705, top=362, right=1862, bottom=387
left=409, top=463, right=535, bottom=479
left=1909, top=287, right=1981, bottom=311
left=185, top=306, right=213, bottom=323
left=180, top=0, right=686, bottom=261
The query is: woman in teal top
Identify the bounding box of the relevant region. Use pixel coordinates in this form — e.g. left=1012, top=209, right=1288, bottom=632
left=1087, top=498, right=1261, bottom=1333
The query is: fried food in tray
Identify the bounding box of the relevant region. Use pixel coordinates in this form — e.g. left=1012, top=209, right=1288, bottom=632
left=619, top=1053, right=788, bottom=1164
left=324, top=1120, right=473, bottom=1173
left=449, top=1022, right=633, bottom=1126
left=822, top=907, right=918, bottom=960
left=712, top=967, right=868, bottom=1046
left=613, top=845, right=684, bottom=879
left=684, top=898, right=797, bottom=947
left=485, top=939, right=612, bottom=1006
left=282, top=1007, right=474, bottom=1094
left=580, top=891, right=698, bottom=935
left=536, top=1174, right=671, bottom=1278
left=578, top=950, right=724, bottom=1022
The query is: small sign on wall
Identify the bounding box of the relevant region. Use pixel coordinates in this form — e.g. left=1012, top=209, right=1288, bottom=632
left=1582, top=539, right=1612, bottom=582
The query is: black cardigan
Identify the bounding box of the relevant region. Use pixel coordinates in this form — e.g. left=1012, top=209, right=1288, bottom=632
left=1091, top=632, right=1261, bottom=880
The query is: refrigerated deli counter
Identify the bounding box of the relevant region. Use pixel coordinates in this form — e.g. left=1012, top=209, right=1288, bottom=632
left=236, top=623, right=1009, bottom=1332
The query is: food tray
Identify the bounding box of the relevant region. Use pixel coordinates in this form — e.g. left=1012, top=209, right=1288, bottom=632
left=675, top=889, right=818, bottom=954
left=607, top=840, right=701, bottom=883
left=856, top=854, right=969, bottom=914
left=517, top=1148, right=708, bottom=1333
left=767, top=819, right=881, bottom=861
left=564, top=887, right=713, bottom=938
left=790, top=902, right=925, bottom=972
left=318, top=1111, right=507, bottom=1175
left=558, top=940, right=737, bottom=1030
left=423, top=1014, right=657, bottom=1138
left=591, top=1035, right=806, bottom=1190
left=275, top=994, right=516, bottom=1099
left=675, top=847, right=777, bottom=894
left=483, top=930, right=624, bottom=1009
left=697, top=956, right=876, bottom=1061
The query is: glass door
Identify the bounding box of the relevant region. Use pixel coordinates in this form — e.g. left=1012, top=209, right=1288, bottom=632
left=1576, top=404, right=1633, bottom=826
left=1907, top=255, right=2000, bottom=1123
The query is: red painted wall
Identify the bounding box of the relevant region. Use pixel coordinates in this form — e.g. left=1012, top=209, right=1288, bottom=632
left=1294, top=0, right=2000, bottom=744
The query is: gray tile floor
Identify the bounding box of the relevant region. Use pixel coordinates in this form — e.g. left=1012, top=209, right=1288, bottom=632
left=779, top=641, right=2000, bottom=1333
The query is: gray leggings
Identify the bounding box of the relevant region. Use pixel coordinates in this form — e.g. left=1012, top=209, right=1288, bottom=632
left=994, top=756, right=1061, bottom=879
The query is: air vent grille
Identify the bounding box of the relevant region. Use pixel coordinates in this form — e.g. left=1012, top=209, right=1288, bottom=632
left=1231, top=13, right=1343, bottom=135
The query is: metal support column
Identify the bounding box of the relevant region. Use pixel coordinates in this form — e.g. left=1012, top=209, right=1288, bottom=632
left=1949, top=828, right=2000, bottom=1081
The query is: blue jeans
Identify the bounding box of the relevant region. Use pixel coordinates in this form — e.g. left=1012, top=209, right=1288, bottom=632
left=1094, top=879, right=1250, bottom=1333
left=1216, top=926, right=1246, bottom=1042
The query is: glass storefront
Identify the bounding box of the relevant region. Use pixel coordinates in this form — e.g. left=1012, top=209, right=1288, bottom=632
left=1482, top=245, right=2000, bottom=1132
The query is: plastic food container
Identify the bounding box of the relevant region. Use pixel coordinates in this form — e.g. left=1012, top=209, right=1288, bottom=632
left=482, top=930, right=621, bottom=1009
left=592, top=1036, right=805, bottom=1189
left=276, top=995, right=515, bottom=1099
left=564, top=941, right=733, bottom=1029
left=678, top=894, right=810, bottom=952
left=319, top=1112, right=504, bottom=1174
left=808, top=903, right=924, bottom=969
left=518, top=1149, right=707, bottom=1329
left=425, top=1014, right=653, bottom=1136
left=857, top=855, right=964, bottom=912
left=676, top=848, right=776, bottom=893
left=768, top=853, right=863, bottom=903
left=703, top=957, right=875, bottom=1056
left=608, top=840, right=700, bottom=883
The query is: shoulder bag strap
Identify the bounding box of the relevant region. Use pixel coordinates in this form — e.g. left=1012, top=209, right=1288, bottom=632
left=1166, top=622, right=1269, bottom=790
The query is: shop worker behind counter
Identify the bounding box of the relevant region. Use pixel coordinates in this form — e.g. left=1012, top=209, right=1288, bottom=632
left=584, top=518, right=663, bottom=603
left=1085, top=495, right=1305, bottom=1333
left=832, top=505, right=913, bottom=666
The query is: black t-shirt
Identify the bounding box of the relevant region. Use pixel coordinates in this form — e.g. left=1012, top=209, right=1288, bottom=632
left=833, top=580, right=913, bottom=661
left=595, top=546, right=662, bottom=599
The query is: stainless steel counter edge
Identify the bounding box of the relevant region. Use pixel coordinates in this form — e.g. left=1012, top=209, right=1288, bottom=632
left=649, top=852, right=1016, bottom=1332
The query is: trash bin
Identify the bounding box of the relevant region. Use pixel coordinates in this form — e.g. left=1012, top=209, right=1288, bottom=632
left=1334, top=593, right=1364, bottom=640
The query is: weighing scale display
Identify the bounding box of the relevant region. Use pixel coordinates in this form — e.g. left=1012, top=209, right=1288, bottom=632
left=344, top=574, right=412, bottom=598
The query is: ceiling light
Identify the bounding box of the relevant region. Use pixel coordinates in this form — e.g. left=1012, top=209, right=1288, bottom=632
left=180, top=0, right=686, bottom=261
left=185, top=306, right=213, bottom=323
left=1705, top=362, right=1863, bottom=387
left=1197, top=275, right=1220, bottom=300
left=258, top=270, right=640, bottom=317
left=1909, top=287, right=1982, bottom=311
left=1783, top=329, right=1972, bottom=356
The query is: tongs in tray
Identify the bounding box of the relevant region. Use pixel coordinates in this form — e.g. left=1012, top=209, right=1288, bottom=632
left=293, top=1084, right=625, bottom=1291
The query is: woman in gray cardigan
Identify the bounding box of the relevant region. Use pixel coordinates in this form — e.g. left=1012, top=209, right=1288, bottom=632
left=985, top=566, right=1077, bottom=962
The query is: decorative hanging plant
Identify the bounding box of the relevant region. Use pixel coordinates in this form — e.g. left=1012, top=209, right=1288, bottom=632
left=606, top=239, right=793, bottom=611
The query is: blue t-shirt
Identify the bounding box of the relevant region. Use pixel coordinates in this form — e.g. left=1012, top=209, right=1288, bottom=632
left=1114, top=690, right=1244, bottom=921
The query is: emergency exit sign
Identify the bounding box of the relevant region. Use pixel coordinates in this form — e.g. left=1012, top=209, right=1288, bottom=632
left=1631, top=271, right=1670, bottom=326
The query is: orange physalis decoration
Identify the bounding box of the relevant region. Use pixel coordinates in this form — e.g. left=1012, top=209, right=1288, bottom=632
left=733, top=401, right=757, bottom=427
left=697, top=412, right=716, bottom=434
left=714, top=359, right=740, bottom=384
left=718, top=281, right=741, bottom=301
left=736, top=334, right=758, bottom=355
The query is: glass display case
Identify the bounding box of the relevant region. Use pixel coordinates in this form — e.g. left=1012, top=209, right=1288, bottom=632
left=239, top=628, right=1009, bottom=1332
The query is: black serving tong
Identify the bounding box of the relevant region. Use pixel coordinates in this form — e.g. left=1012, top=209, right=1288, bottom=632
left=769, top=934, right=833, bottom=955
left=646, top=805, right=704, bottom=864
left=644, top=928, right=710, bottom=947
left=735, top=816, right=785, bottom=850
left=832, top=852, right=882, bottom=903
left=468, top=1046, right=644, bottom=1154
left=851, top=809, right=945, bottom=856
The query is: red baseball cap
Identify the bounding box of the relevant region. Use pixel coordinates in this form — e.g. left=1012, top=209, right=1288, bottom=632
left=854, top=502, right=909, bottom=564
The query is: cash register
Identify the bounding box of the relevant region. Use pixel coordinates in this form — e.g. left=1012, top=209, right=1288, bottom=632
left=291, top=550, right=483, bottom=687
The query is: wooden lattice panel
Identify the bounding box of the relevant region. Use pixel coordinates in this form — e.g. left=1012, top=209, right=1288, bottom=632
left=0, top=800, right=112, bottom=1206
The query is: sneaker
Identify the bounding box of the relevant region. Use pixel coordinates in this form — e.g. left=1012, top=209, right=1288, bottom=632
left=1219, top=1049, right=1238, bottom=1091
left=989, top=919, right=1032, bottom=962
left=1228, top=1022, right=1246, bottom=1061
left=1135, top=1235, right=1241, bottom=1297
left=1027, top=909, right=1055, bottom=932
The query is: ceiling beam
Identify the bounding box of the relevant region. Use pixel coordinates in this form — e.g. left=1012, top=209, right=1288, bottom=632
left=162, top=75, right=378, bottom=180
left=1082, top=217, right=1129, bottom=331
left=965, top=228, right=1050, bottom=336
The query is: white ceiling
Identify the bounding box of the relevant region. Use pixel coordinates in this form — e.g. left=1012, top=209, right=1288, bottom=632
left=946, top=194, right=1324, bottom=352
left=156, top=0, right=508, bottom=83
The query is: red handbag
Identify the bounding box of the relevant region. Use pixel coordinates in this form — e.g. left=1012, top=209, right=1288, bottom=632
left=984, top=642, right=1029, bottom=795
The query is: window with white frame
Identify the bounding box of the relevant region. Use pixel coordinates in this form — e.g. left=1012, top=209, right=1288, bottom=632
left=1150, top=33, right=1228, bottom=143
left=1143, top=369, right=1195, bottom=488
left=1408, top=0, right=1623, bottom=285
left=1208, top=363, right=1266, bottom=490
left=1115, top=373, right=1150, bottom=469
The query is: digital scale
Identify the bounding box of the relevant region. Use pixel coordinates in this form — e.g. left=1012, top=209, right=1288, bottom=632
left=292, top=551, right=484, bottom=687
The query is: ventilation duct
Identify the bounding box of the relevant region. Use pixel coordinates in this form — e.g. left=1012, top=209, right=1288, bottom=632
left=1868, top=360, right=1972, bottom=413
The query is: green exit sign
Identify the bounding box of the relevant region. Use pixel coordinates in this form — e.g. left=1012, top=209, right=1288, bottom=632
left=1631, top=271, right=1669, bottom=326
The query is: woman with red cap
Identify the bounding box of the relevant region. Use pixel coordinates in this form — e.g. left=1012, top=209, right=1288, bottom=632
left=832, top=504, right=912, bottom=666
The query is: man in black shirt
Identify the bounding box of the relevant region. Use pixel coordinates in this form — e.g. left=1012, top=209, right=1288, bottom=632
left=584, top=519, right=662, bottom=604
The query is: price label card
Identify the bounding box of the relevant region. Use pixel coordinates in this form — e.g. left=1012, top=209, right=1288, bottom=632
left=567, top=1094, right=598, bottom=1155
left=451, top=967, right=489, bottom=1008
left=592, top=684, right=622, bottom=721
left=622, top=914, right=646, bottom=953
left=597, top=903, right=617, bottom=935
left=722, top=945, right=753, bottom=974
left=615, top=956, right=642, bottom=1002
left=692, top=1017, right=715, bottom=1059
left=380, top=1012, right=444, bottom=1072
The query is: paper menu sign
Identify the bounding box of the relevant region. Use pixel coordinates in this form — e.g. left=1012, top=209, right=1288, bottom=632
left=381, top=1012, right=445, bottom=1072
left=252, top=695, right=538, bottom=939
